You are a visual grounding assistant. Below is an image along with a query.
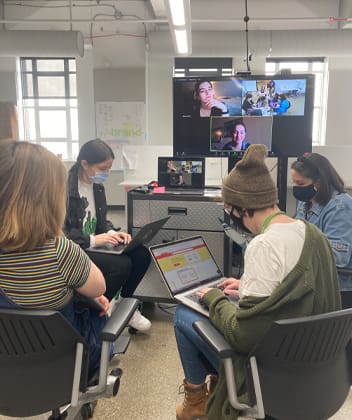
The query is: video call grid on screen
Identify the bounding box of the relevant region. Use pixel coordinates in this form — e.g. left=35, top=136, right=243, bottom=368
left=158, top=157, right=205, bottom=188
left=174, top=77, right=307, bottom=118
left=173, top=74, right=314, bottom=158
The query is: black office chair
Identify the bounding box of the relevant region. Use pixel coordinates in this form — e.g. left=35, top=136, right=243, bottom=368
left=0, top=297, right=139, bottom=419
left=337, top=268, right=352, bottom=309
left=193, top=308, right=352, bottom=420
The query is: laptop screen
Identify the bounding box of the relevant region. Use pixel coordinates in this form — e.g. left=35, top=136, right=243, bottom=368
left=158, top=157, right=205, bottom=188
left=150, top=236, right=223, bottom=294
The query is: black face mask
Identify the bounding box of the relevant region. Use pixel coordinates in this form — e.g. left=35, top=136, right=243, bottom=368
left=292, top=184, right=317, bottom=202
left=230, top=212, right=252, bottom=235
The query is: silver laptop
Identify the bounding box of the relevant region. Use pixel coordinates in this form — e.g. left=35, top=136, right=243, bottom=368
left=150, top=235, right=238, bottom=317
left=87, top=216, right=170, bottom=255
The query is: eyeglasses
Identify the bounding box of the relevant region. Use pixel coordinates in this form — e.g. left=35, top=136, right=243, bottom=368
left=224, top=206, right=233, bottom=216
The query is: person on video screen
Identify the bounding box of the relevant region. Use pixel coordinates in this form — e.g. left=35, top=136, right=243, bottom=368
left=222, top=119, right=251, bottom=151
left=242, top=93, right=255, bottom=115
left=167, top=160, right=176, bottom=172
left=274, top=94, right=290, bottom=114
left=193, top=80, right=228, bottom=117
left=267, top=79, right=276, bottom=96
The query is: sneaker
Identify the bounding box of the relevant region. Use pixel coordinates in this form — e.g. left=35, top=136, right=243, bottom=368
left=128, top=309, right=151, bottom=331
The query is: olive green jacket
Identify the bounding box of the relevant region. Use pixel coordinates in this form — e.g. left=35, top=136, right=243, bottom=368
left=202, top=221, right=341, bottom=420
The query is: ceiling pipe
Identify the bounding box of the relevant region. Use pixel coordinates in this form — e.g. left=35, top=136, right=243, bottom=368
left=0, top=18, right=168, bottom=24
left=0, top=17, right=351, bottom=25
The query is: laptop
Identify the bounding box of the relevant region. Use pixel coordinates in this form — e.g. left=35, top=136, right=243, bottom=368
left=87, top=216, right=170, bottom=255
left=149, top=235, right=238, bottom=317
left=157, top=156, right=205, bottom=195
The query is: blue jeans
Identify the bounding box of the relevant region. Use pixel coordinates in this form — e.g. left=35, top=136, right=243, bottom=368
left=174, top=305, right=220, bottom=385
left=60, top=299, right=112, bottom=377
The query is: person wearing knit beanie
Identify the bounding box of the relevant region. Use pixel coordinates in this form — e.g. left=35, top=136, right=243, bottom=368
left=222, top=144, right=278, bottom=209
left=174, top=144, right=340, bottom=420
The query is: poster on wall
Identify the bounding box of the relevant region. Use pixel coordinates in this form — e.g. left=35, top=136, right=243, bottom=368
left=95, top=101, right=146, bottom=144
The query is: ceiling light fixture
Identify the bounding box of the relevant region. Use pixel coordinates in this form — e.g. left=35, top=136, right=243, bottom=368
left=165, top=0, right=192, bottom=55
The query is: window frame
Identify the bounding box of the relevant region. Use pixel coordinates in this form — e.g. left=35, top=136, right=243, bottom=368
left=265, top=57, right=328, bottom=146
left=17, top=57, right=79, bottom=160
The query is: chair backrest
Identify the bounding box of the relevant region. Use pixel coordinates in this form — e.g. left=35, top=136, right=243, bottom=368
left=246, top=309, right=352, bottom=420
left=0, top=308, right=89, bottom=417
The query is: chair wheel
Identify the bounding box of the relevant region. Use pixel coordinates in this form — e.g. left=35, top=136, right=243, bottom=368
left=128, top=326, right=138, bottom=334
left=110, top=367, right=123, bottom=377
left=81, top=401, right=96, bottom=419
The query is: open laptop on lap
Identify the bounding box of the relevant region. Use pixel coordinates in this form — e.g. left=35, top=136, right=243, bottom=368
left=87, top=216, right=170, bottom=255
left=149, top=235, right=238, bottom=317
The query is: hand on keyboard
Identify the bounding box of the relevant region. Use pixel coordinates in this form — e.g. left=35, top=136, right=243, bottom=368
left=217, top=278, right=240, bottom=297
left=198, top=296, right=208, bottom=308
left=196, top=287, right=214, bottom=299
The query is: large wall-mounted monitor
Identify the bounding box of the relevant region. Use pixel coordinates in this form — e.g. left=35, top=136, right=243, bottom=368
left=173, top=74, right=315, bottom=158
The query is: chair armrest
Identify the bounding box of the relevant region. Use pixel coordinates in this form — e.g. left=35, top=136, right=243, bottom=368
left=101, top=298, right=139, bottom=342
left=337, top=268, right=352, bottom=275
left=193, top=319, right=261, bottom=415
left=193, top=319, right=235, bottom=359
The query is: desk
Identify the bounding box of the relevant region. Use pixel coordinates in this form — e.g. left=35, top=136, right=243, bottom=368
left=128, top=188, right=232, bottom=303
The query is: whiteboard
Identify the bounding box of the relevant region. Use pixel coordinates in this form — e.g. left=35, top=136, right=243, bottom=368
left=95, top=101, right=147, bottom=170
left=95, top=101, right=145, bottom=143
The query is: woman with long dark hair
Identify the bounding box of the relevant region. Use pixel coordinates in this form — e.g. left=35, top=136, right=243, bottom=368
left=193, top=80, right=228, bottom=117
left=291, top=153, right=352, bottom=307
left=64, top=139, right=152, bottom=331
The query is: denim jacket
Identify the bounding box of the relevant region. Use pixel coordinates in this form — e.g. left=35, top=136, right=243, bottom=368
left=295, top=190, right=352, bottom=290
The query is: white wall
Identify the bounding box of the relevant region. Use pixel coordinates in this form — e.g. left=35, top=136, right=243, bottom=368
left=76, top=47, right=96, bottom=142
left=94, top=68, right=145, bottom=102
left=92, top=67, right=146, bottom=205
left=146, top=54, right=173, bottom=146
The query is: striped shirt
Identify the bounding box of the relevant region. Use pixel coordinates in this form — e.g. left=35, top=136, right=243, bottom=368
left=0, top=237, right=91, bottom=309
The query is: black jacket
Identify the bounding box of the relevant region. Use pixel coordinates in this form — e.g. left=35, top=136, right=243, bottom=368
left=64, top=165, right=114, bottom=249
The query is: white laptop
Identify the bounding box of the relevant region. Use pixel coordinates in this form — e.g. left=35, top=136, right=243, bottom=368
left=149, top=235, right=238, bottom=317
left=87, top=217, right=170, bottom=255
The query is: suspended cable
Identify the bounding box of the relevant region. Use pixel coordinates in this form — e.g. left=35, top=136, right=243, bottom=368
left=244, top=0, right=250, bottom=72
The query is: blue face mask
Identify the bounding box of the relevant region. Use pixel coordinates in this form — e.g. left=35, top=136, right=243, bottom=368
left=89, top=171, right=109, bottom=184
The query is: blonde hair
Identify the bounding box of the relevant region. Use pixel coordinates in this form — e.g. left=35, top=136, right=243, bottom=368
left=0, top=139, right=67, bottom=251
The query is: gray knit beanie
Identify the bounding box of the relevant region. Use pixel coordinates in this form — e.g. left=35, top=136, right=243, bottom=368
left=222, top=144, right=278, bottom=209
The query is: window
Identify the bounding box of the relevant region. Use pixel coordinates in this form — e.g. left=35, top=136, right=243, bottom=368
left=174, top=57, right=233, bottom=77
left=17, top=57, right=79, bottom=160
left=265, top=58, right=328, bottom=146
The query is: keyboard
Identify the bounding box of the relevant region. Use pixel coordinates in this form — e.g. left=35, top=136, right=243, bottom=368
left=187, top=292, right=200, bottom=302
left=165, top=188, right=204, bottom=195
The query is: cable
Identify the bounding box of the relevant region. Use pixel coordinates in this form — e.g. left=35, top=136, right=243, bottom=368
left=244, top=0, right=250, bottom=73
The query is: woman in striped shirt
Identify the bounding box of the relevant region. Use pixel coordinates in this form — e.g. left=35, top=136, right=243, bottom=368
left=0, top=139, right=109, bottom=375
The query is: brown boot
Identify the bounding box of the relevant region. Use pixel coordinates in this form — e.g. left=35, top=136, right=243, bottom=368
left=207, top=375, right=218, bottom=395
left=176, top=379, right=209, bottom=420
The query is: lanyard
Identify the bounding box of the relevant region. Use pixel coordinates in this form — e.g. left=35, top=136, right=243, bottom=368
left=261, top=211, right=285, bottom=233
